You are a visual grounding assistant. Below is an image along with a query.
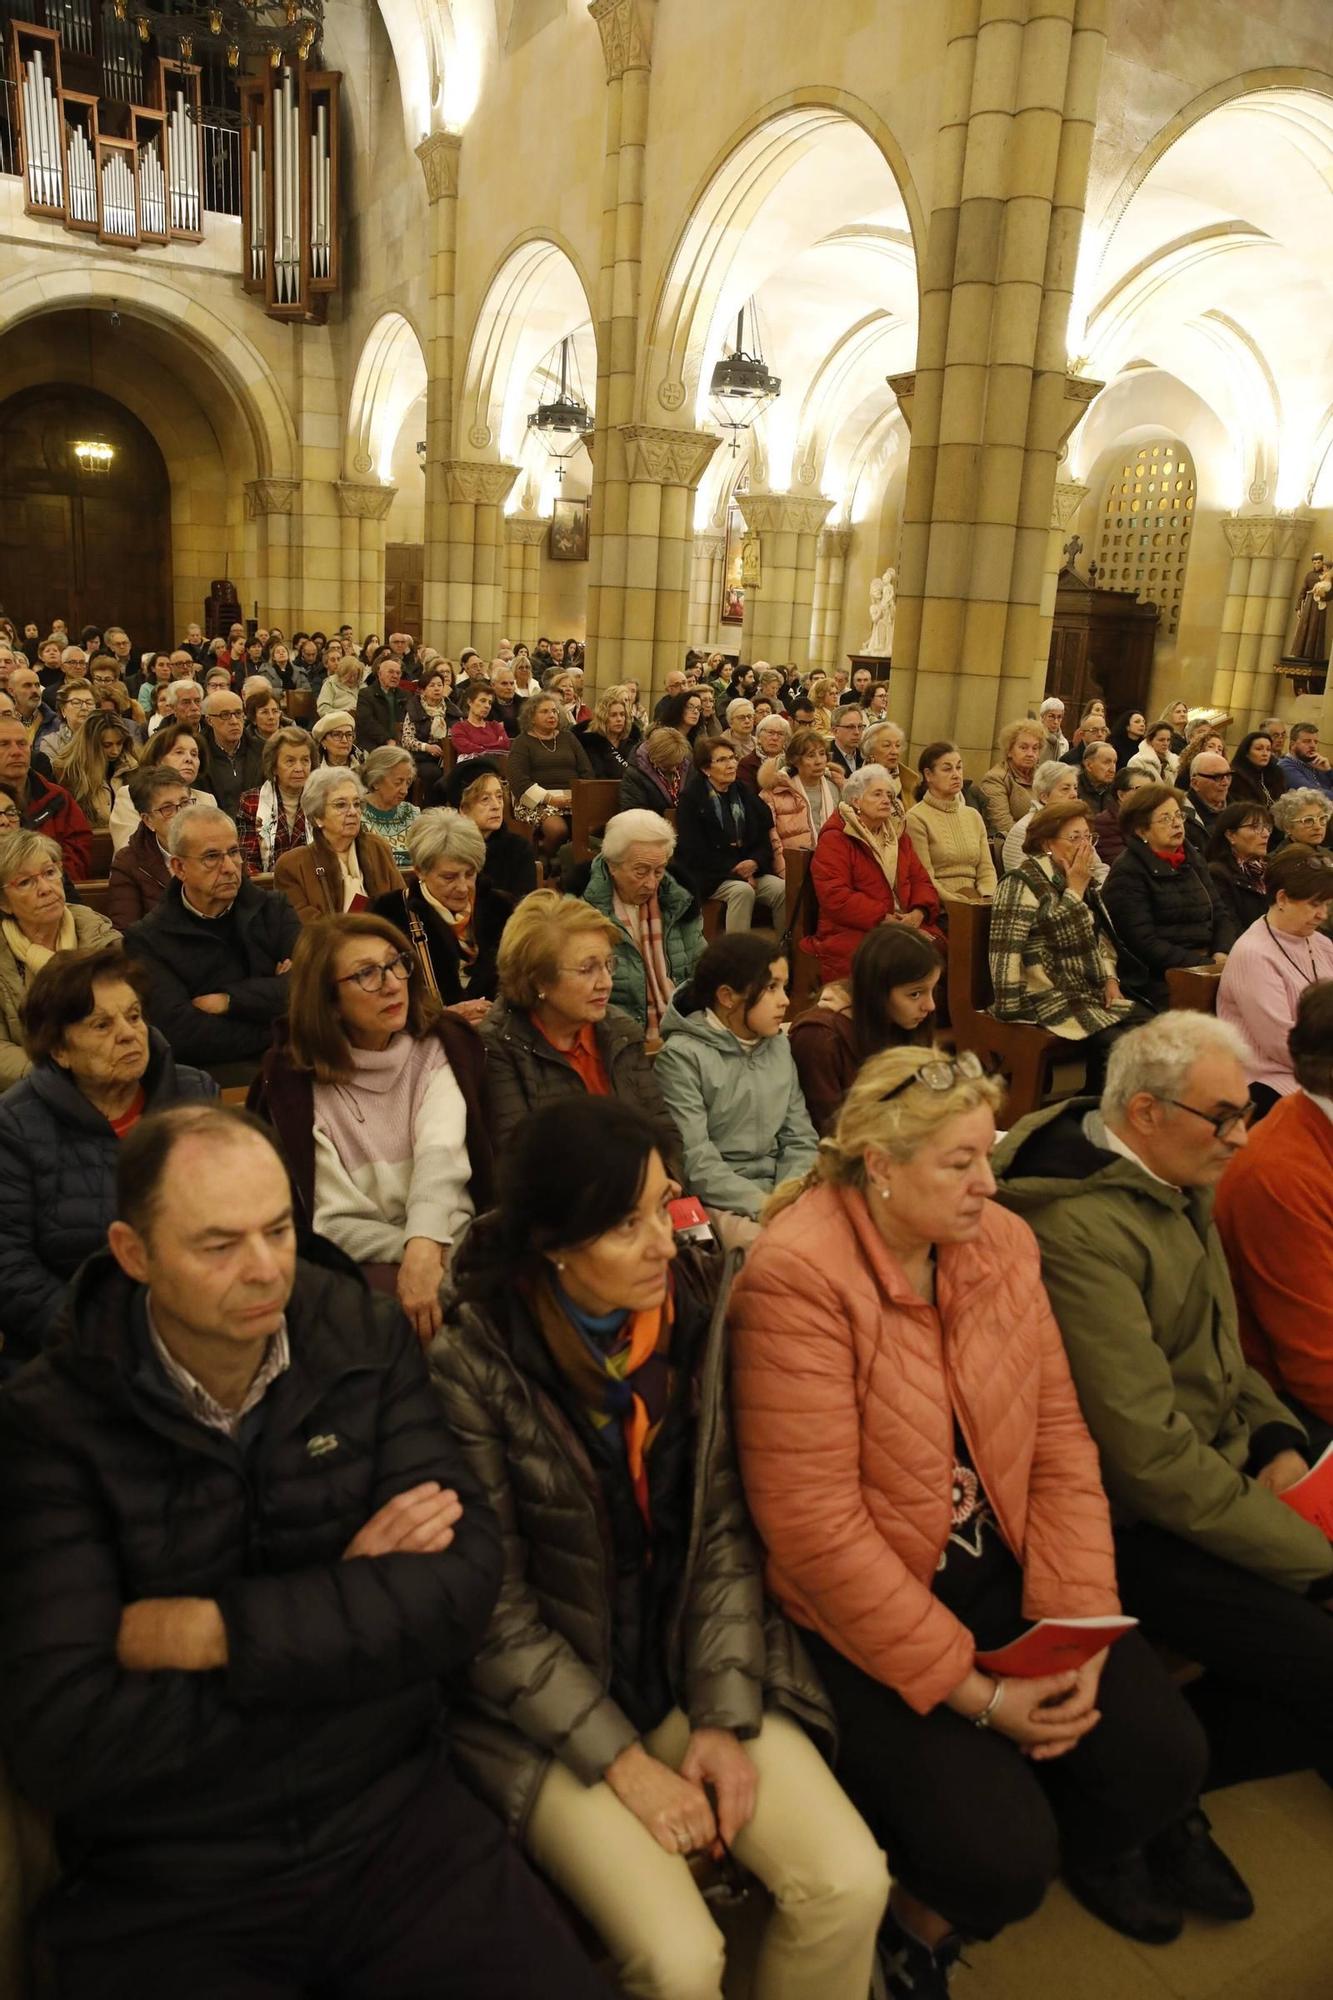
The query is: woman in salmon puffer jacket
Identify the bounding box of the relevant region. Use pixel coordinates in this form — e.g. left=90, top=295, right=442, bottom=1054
left=727, top=1046, right=1215, bottom=1998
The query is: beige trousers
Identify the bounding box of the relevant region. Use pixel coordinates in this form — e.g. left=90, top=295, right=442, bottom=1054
left=525, top=1708, right=889, bottom=2000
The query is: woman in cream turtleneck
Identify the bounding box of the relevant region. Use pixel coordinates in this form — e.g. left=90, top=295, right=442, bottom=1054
left=905, top=741, right=997, bottom=903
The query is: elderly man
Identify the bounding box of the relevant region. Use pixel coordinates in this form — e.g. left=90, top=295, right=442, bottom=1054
left=125, top=805, right=301, bottom=1070
left=148, top=677, right=205, bottom=737
left=1037, top=695, right=1068, bottom=760
left=180, top=619, right=210, bottom=665
left=1078, top=740, right=1119, bottom=819
left=1185, top=751, right=1233, bottom=840
left=102, top=625, right=134, bottom=674
left=387, top=630, right=417, bottom=670
left=58, top=646, right=92, bottom=684
left=829, top=705, right=866, bottom=781
left=488, top=660, right=521, bottom=736
left=8, top=664, right=55, bottom=748
left=652, top=668, right=689, bottom=722
left=1279, top=721, right=1333, bottom=799
left=0, top=1103, right=610, bottom=2000
left=0, top=714, right=92, bottom=875
left=1259, top=716, right=1287, bottom=760
left=1062, top=716, right=1109, bottom=766
left=201, top=688, right=263, bottom=819
left=356, top=652, right=405, bottom=752
left=995, top=1012, right=1333, bottom=1804
left=582, top=808, right=705, bottom=1035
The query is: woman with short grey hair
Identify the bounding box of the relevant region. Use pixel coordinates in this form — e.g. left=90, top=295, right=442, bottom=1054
left=584, top=807, right=702, bottom=1035
left=0, top=831, right=119, bottom=1088
left=1272, top=787, right=1332, bottom=853
left=372, top=807, right=508, bottom=1020
left=359, top=744, right=420, bottom=868
left=273, top=766, right=403, bottom=922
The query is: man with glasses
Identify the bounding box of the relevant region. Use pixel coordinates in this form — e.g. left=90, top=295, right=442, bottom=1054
left=125, top=804, right=300, bottom=1072
left=996, top=1012, right=1333, bottom=1816
left=201, top=689, right=263, bottom=820
left=1184, top=752, right=1233, bottom=841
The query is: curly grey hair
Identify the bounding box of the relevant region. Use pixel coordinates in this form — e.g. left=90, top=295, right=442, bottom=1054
left=1272, top=787, right=1331, bottom=834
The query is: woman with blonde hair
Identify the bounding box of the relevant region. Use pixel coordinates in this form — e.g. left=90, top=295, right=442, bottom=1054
left=805, top=676, right=836, bottom=732
left=107, top=721, right=216, bottom=851
left=977, top=719, right=1044, bottom=839
left=52, top=712, right=138, bottom=831
left=760, top=728, right=840, bottom=851
left=0, top=833, right=120, bottom=1087
left=729, top=1046, right=1212, bottom=1991
left=575, top=685, right=641, bottom=781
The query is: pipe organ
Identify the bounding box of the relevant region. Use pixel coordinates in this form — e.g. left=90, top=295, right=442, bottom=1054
left=240, top=61, right=338, bottom=321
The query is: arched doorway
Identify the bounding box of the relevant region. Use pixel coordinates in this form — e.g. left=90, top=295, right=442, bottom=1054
left=0, top=384, right=172, bottom=642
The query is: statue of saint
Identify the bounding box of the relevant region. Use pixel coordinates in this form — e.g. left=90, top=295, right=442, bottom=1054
left=865, top=566, right=896, bottom=657
left=1292, top=553, right=1330, bottom=665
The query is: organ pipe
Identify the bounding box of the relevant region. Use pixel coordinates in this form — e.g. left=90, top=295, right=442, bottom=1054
left=21, top=46, right=64, bottom=211
left=66, top=118, right=96, bottom=223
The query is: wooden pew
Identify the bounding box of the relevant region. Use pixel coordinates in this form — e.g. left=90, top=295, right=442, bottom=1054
left=1166, top=964, right=1221, bottom=1013
left=781, top=850, right=823, bottom=1017
left=88, top=831, right=113, bottom=878
left=942, top=895, right=1065, bottom=1120
left=73, top=877, right=112, bottom=919
left=284, top=689, right=317, bottom=725
left=570, top=779, right=623, bottom=862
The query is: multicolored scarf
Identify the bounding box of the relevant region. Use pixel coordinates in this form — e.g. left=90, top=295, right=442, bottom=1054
left=612, top=886, right=673, bottom=1038
left=528, top=1271, right=675, bottom=1528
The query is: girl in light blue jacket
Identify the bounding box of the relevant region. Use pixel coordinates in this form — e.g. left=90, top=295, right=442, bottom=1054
left=655, top=931, right=818, bottom=1227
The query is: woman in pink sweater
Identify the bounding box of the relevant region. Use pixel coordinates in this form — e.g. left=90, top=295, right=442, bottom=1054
left=1217, top=846, right=1333, bottom=1110
left=729, top=1047, right=1213, bottom=1992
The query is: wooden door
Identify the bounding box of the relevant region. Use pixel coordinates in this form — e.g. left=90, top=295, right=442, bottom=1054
left=385, top=542, right=424, bottom=640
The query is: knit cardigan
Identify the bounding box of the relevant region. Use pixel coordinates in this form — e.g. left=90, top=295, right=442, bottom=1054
left=905, top=792, right=998, bottom=901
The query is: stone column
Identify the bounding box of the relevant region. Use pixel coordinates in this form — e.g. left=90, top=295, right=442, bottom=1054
left=334, top=481, right=398, bottom=635
left=1212, top=516, right=1311, bottom=728
left=809, top=525, right=853, bottom=674
left=504, top=517, right=546, bottom=644
left=736, top=493, right=832, bottom=668
left=690, top=532, right=726, bottom=652
left=892, top=0, right=1108, bottom=767
left=440, top=462, right=521, bottom=659
left=416, top=131, right=462, bottom=638
left=243, top=476, right=302, bottom=631
left=1030, top=480, right=1087, bottom=706
left=584, top=0, right=655, bottom=683
left=617, top=425, right=719, bottom=695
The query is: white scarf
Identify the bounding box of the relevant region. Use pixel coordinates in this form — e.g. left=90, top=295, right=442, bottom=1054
left=337, top=842, right=365, bottom=910
left=252, top=780, right=304, bottom=871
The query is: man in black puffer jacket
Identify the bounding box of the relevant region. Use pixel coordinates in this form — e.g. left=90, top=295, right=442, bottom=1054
left=0, top=1105, right=612, bottom=2000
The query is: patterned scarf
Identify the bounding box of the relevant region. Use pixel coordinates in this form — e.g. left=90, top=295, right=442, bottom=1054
left=527, top=1270, right=675, bottom=1528
left=612, top=886, right=673, bottom=1037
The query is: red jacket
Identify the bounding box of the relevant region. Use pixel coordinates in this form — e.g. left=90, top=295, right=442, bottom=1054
left=806, top=808, right=941, bottom=981
left=25, top=771, right=92, bottom=881
left=1215, top=1092, right=1333, bottom=1423
left=729, top=1182, right=1119, bottom=1713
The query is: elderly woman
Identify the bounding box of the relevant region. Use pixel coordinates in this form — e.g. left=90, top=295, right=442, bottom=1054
left=1217, top=847, right=1333, bottom=1112
left=906, top=742, right=997, bottom=903
left=0, top=832, right=120, bottom=1088
left=863, top=721, right=920, bottom=805
left=431, top=1094, right=887, bottom=2000
left=1102, top=784, right=1235, bottom=1010
left=450, top=681, right=511, bottom=767
left=357, top=743, right=420, bottom=867
left=618, top=725, right=691, bottom=815
left=791, top=924, right=942, bottom=1136
left=310, top=709, right=364, bottom=771
left=105, top=766, right=190, bottom=931
left=760, top=729, right=841, bottom=851
left=808, top=764, right=942, bottom=983
left=738, top=710, right=792, bottom=790
left=244, top=685, right=284, bottom=746
left=1092, top=763, right=1152, bottom=869
left=373, top=809, right=508, bottom=1026
left=723, top=697, right=757, bottom=758
left=506, top=690, right=594, bottom=856
left=402, top=665, right=457, bottom=786
left=581, top=807, right=704, bottom=1036
left=1126, top=721, right=1180, bottom=786
left=480, top=888, right=678, bottom=1166
left=235, top=725, right=313, bottom=874
left=249, top=913, right=489, bottom=1344
left=576, top=685, right=641, bottom=778
left=1001, top=759, right=1080, bottom=872
left=1272, top=787, right=1332, bottom=857
left=729, top=1046, right=1210, bottom=1988
left=52, top=712, right=138, bottom=831
left=316, top=646, right=365, bottom=715
left=989, top=801, right=1141, bottom=1090
left=273, top=766, right=404, bottom=923
left=0, top=942, right=215, bottom=1365
left=1206, top=802, right=1274, bottom=936
left=441, top=759, right=539, bottom=906
left=107, top=721, right=216, bottom=851
left=978, top=719, right=1045, bottom=838
left=35, top=679, right=97, bottom=761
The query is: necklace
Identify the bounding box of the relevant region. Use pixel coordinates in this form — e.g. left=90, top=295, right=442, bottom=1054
left=1264, top=914, right=1319, bottom=983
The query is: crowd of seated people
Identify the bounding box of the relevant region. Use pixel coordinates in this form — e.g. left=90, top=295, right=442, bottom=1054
left=5, top=607, right=1333, bottom=1997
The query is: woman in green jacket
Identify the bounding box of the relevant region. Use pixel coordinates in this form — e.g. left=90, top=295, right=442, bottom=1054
left=431, top=1096, right=887, bottom=2000
left=581, top=808, right=705, bottom=1037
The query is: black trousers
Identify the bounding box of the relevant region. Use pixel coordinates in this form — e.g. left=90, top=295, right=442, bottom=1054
left=1115, top=1523, right=1333, bottom=1789
left=44, top=1755, right=615, bottom=2000
left=803, top=1628, right=1206, bottom=1941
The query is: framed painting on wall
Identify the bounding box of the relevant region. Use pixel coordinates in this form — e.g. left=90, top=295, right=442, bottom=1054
left=549, top=497, right=589, bottom=562
left=721, top=499, right=745, bottom=623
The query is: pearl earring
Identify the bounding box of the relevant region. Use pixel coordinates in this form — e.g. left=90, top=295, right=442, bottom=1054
left=555, top=1258, right=566, bottom=1271
left=874, top=1181, right=892, bottom=1201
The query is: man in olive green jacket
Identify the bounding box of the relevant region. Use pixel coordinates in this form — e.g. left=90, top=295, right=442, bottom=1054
left=994, top=1012, right=1333, bottom=1787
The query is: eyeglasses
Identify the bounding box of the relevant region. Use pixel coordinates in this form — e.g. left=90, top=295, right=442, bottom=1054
left=147, top=798, right=188, bottom=820
left=334, top=949, right=415, bottom=993
left=187, top=845, right=243, bottom=870
left=1162, top=1097, right=1255, bottom=1140
left=0, top=807, right=19, bottom=825
left=558, top=957, right=617, bottom=980
left=882, top=1051, right=985, bottom=1100
left=1292, top=814, right=1329, bottom=830
left=327, top=799, right=364, bottom=816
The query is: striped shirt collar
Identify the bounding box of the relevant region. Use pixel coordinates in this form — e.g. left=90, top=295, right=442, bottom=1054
left=146, top=1301, right=290, bottom=1440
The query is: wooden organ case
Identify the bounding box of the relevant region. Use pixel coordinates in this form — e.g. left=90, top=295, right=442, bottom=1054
left=240, top=61, right=338, bottom=322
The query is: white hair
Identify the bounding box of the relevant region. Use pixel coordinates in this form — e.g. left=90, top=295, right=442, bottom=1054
left=301, top=763, right=365, bottom=822
left=1032, top=759, right=1075, bottom=800
left=1102, top=1013, right=1252, bottom=1126
left=601, top=808, right=677, bottom=865
left=725, top=698, right=755, bottom=723
left=1273, top=788, right=1331, bottom=832
left=163, top=679, right=204, bottom=707
left=165, top=803, right=235, bottom=858
left=841, top=762, right=893, bottom=806
left=1039, top=696, right=1064, bottom=716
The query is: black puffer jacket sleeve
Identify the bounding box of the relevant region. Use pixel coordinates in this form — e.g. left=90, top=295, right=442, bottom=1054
left=216, top=1329, right=502, bottom=1705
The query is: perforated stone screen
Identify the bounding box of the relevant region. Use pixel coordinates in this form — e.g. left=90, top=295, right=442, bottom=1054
left=1096, top=439, right=1195, bottom=639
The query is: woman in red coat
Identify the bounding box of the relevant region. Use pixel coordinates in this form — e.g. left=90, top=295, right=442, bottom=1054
left=807, top=763, right=943, bottom=982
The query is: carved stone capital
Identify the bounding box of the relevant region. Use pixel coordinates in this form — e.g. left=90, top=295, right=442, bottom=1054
left=416, top=130, right=461, bottom=204
left=443, top=461, right=522, bottom=507
left=588, top=0, right=653, bottom=79
left=692, top=534, right=726, bottom=562
left=244, top=476, right=300, bottom=519
left=505, top=515, right=548, bottom=547
left=887, top=370, right=916, bottom=433
left=335, top=480, right=397, bottom=522
left=1056, top=373, right=1104, bottom=452
left=1222, top=514, right=1312, bottom=562
left=1051, top=481, right=1088, bottom=532
left=619, top=424, right=718, bottom=490
left=736, top=490, right=832, bottom=538
left=819, top=525, right=854, bottom=558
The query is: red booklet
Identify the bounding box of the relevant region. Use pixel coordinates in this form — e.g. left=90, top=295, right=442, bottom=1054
left=1279, top=1441, right=1333, bottom=1538
left=975, top=1616, right=1138, bottom=1678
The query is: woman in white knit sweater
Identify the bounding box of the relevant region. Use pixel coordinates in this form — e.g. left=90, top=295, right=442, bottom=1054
left=905, top=740, right=997, bottom=902
left=249, top=912, right=491, bottom=1342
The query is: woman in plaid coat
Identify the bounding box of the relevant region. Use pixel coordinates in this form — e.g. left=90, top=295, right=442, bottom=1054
left=989, top=800, right=1141, bottom=1089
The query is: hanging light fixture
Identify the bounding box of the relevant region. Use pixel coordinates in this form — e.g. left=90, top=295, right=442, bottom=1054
left=527, top=334, right=593, bottom=485
left=73, top=440, right=115, bottom=475
left=111, top=0, right=326, bottom=122
left=709, top=302, right=780, bottom=457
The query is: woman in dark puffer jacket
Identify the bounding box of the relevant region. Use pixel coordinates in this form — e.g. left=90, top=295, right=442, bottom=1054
left=431, top=1096, right=887, bottom=2000
left=0, top=943, right=215, bottom=1366
left=1101, top=784, right=1235, bottom=1010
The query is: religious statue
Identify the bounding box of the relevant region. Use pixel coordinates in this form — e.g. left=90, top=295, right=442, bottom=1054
left=865, top=566, right=896, bottom=657
left=1291, top=553, right=1331, bottom=665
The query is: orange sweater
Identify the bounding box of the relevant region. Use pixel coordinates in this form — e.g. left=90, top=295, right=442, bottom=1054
left=1214, top=1092, right=1333, bottom=1423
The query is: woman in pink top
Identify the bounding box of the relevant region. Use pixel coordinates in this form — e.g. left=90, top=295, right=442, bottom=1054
left=450, top=683, right=511, bottom=764
left=1217, top=847, right=1333, bottom=1113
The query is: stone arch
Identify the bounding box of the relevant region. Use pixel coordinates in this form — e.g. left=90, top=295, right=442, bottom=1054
left=345, top=312, right=429, bottom=482
left=372, top=0, right=493, bottom=144
left=458, top=235, right=597, bottom=469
